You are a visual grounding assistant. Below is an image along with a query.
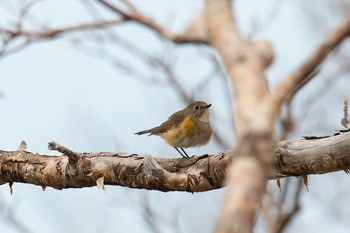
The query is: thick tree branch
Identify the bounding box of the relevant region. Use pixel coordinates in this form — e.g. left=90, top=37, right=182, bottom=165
left=1, top=132, right=350, bottom=192
left=272, top=13, right=350, bottom=107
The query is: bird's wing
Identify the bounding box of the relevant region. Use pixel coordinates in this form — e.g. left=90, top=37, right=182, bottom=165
left=135, top=108, right=186, bottom=136
left=147, top=120, right=174, bottom=135
left=149, top=110, right=185, bottom=135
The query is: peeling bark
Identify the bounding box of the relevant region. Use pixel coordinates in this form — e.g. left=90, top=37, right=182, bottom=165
left=1, top=132, right=350, bottom=192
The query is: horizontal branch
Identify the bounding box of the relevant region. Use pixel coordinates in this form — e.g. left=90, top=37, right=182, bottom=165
left=1, top=0, right=208, bottom=58
left=0, top=132, right=350, bottom=192
left=3, top=18, right=124, bottom=40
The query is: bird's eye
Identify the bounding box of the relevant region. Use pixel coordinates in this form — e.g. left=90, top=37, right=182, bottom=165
left=194, top=105, right=200, bottom=110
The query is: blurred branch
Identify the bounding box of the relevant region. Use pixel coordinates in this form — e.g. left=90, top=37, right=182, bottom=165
left=0, top=1, right=127, bottom=58
left=0, top=0, right=209, bottom=59
left=73, top=33, right=163, bottom=85
left=278, top=69, right=320, bottom=140
left=97, top=0, right=208, bottom=44
left=0, top=199, right=32, bottom=233
left=138, top=194, right=183, bottom=233
left=2, top=18, right=123, bottom=40
left=261, top=178, right=303, bottom=233
left=272, top=178, right=303, bottom=233
left=0, top=18, right=123, bottom=58
left=273, top=13, right=350, bottom=107
left=1, top=132, right=350, bottom=191
left=139, top=195, right=162, bottom=233
left=285, top=58, right=350, bottom=134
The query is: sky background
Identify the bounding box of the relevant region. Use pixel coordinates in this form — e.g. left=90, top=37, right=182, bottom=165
left=1, top=0, right=350, bottom=233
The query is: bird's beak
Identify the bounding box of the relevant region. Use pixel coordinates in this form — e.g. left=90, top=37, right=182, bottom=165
left=205, top=104, right=212, bottom=108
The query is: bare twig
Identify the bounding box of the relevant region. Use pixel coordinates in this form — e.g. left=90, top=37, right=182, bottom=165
left=139, top=194, right=162, bottom=233
left=97, top=0, right=207, bottom=44
left=137, top=193, right=182, bottom=233
left=0, top=200, right=33, bottom=233
left=294, top=59, right=350, bottom=130
left=272, top=178, right=303, bottom=233
left=17, top=141, right=27, bottom=151
left=48, top=141, right=79, bottom=164
left=278, top=68, right=320, bottom=141
left=22, top=19, right=124, bottom=39
left=16, top=1, right=40, bottom=32
left=285, top=68, right=320, bottom=104
left=0, top=19, right=124, bottom=58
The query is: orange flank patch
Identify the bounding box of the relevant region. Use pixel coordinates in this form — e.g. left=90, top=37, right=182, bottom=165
left=161, top=117, right=194, bottom=147
left=180, top=117, right=194, bottom=133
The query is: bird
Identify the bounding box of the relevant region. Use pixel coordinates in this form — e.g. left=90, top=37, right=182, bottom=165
left=135, top=101, right=213, bottom=158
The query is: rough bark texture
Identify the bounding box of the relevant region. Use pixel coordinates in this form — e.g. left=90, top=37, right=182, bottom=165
left=1, top=132, right=349, bottom=192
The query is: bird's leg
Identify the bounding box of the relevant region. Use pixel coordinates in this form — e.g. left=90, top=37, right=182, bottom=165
left=180, top=147, right=189, bottom=157
left=174, top=147, right=188, bottom=158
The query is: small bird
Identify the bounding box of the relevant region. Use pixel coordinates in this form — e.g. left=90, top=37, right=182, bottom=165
left=135, top=101, right=213, bottom=158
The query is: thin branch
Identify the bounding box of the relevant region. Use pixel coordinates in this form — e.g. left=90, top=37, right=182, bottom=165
left=273, top=13, right=350, bottom=107
left=0, top=201, right=33, bottom=233
left=20, top=19, right=124, bottom=39
left=0, top=18, right=124, bottom=58
left=295, top=61, right=350, bottom=129
left=272, top=178, right=303, bottom=233
left=16, top=0, right=44, bottom=32
left=277, top=68, right=320, bottom=141
left=139, top=194, right=162, bottom=233
left=285, top=68, right=320, bottom=104
left=48, top=141, right=79, bottom=164
left=0, top=0, right=207, bottom=59
left=73, top=37, right=161, bottom=85
left=97, top=0, right=208, bottom=44
left=0, top=39, right=31, bottom=59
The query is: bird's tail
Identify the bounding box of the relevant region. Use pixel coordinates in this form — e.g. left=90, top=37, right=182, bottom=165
left=134, top=128, right=154, bottom=136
